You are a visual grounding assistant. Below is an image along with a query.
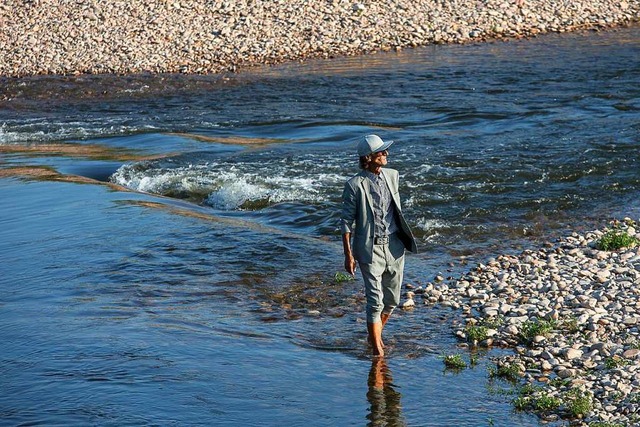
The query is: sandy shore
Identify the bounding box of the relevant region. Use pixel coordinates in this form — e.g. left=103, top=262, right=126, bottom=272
left=1, top=0, right=638, bottom=77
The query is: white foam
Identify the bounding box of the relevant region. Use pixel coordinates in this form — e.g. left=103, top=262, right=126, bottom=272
left=206, top=179, right=269, bottom=210
left=415, top=217, right=452, bottom=232
left=111, top=161, right=341, bottom=210
left=111, top=163, right=222, bottom=195
left=0, top=121, right=160, bottom=144
left=418, top=164, right=434, bottom=173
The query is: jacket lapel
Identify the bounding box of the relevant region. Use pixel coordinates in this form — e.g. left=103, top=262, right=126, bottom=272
left=358, top=172, right=375, bottom=214
left=380, top=169, right=402, bottom=211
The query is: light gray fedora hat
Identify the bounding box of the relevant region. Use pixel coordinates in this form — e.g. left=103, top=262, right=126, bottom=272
left=357, top=134, right=394, bottom=157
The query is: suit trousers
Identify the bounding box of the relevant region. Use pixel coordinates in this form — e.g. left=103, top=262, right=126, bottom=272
left=359, top=233, right=406, bottom=323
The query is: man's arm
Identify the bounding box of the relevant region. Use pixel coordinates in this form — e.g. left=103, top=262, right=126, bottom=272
left=341, top=181, right=357, bottom=276
left=342, top=232, right=356, bottom=275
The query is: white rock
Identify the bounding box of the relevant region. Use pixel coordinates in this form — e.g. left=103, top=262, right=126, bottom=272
left=401, top=298, right=415, bottom=309
left=564, top=348, right=584, bottom=360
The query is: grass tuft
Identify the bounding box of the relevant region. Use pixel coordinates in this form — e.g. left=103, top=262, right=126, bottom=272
left=333, top=271, right=355, bottom=283
left=513, top=391, right=561, bottom=413
left=566, top=388, right=593, bottom=418
left=596, top=229, right=639, bottom=251
left=519, top=319, right=556, bottom=345
left=489, top=361, right=522, bottom=382
left=443, top=354, right=466, bottom=370
left=465, top=325, right=488, bottom=343
left=605, top=355, right=629, bottom=369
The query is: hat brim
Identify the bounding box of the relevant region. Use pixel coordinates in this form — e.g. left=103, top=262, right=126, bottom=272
left=373, top=140, right=394, bottom=153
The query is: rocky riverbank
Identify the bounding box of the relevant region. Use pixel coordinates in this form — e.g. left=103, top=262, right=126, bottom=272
left=1, top=0, right=639, bottom=77
left=414, top=219, right=640, bottom=425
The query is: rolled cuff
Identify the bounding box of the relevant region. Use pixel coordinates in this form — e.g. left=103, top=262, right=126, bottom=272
left=340, top=220, right=353, bottom=234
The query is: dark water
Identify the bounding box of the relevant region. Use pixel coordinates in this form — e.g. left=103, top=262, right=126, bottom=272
left=1, top=26, right=639, bottom=426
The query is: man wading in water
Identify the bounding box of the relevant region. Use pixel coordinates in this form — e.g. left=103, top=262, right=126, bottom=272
left=341, top=134, right=417, bottom=357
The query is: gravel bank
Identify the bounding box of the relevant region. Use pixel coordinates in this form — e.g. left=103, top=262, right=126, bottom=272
left=1, top=0, right=639, bottom=77
left=412, top=219, right=640, bottom=425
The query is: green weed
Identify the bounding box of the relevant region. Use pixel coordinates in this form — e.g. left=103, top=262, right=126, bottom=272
left=561, top=316, right=580, bottom=334
left=513, top=392, right=561, bottom=412
left=465, top=325, right=488, bottom=343
left=482, top=316, right=504, bottom=329
left=333, top=271, right=355, bottom=283
left=443, top=354, right=466, bottom=370
left=566, top=388, right=593, bottom=418
left=596, top=229, right=639, bottom=251
left=519, top=319, right=556, bottom=345
left=605, top=355, right=629, bottom=369
left=489, top=362, right=522, bottom=382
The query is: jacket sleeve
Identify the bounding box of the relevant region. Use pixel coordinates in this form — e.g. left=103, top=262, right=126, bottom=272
left=340, top=181, right=356, bottom=234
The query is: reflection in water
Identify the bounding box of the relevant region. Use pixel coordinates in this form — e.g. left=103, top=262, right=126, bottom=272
left=366, top=358, right=404, bottom=426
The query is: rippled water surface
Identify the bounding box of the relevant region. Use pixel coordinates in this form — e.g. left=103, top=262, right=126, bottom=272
left=2, top=26, right=640, bottom=426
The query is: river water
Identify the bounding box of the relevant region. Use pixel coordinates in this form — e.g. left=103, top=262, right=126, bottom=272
left=1, top=26, right=639, bottom=426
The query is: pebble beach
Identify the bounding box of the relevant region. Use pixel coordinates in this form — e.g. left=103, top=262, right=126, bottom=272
left=1, top=0, right=639, bottom=77
left=415, top=219, right=640, bottom=425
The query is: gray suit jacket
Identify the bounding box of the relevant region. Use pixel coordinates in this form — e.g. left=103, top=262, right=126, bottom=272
left=341, top=168, right=417, bottom=264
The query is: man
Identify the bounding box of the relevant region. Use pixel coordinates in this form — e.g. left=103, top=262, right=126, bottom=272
left=340, top=134, right=417, bottom=357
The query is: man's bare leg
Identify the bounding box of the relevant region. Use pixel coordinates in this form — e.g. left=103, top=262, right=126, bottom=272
left=367, top=321, right=384, bottom=357
left=379, top=312, right=391, bottom=347
left=381, top=312, right=390, bottom=327
left=369, top=313, right=391, bottom=350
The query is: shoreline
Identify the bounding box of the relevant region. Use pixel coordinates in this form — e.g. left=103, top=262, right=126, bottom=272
left=419, top=219, right=640, bottom=425
left=1, top=1, right=638, bottom=78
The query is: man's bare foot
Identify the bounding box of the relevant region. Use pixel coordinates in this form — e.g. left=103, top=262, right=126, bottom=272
left=368, top=335, right=385, bottom=349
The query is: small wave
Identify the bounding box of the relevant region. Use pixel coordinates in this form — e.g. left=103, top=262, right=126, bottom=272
left=0, top=121, right=159, bottom=144
left=205, top=180, right=270, bottom=210
left=415, top=217, right=452, bottom=233
left=206, top=176, right=327, bottom=210
left=110, top=161, right=338, bottom=210
left=110, top=162, right=222, bottom=198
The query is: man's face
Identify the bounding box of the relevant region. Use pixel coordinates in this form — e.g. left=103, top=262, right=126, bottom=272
left=371, top=150, right=388, bottom=167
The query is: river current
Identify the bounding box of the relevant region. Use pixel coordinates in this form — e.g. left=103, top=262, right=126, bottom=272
left=1, top=27, right=639, bottom=426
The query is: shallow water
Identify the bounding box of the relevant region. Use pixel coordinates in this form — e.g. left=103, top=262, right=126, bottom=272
left=1, top=26, right=640, bottom=426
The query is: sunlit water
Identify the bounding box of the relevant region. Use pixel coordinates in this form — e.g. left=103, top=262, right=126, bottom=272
left=1, top=26, right=639, bottom=426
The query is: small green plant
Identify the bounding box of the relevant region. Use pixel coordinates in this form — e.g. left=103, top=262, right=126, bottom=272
left=561, top=316, right=580, bottom=334
left=490, top=362, right=522, bottom=382
left=482, top=316, right=504, bottom=329
left=513, top=392, right=561, bottom=413
left=588, top=422, right=624, bottom=427
left=531, top=394, right=561, bottom=412
left=566, top=388, right=593, bottom=418
left=470, top=353, right=479, bottom=367
left=513, top=396, right=529, bottom=410
left=596, top=229, right=640, bottom=251
left=605, top=355, right=629, bottom=369
left=609, top=391, right=624, bottom=402
left=443, top=354, right=466, bottom=370
left=548, top=377, right=571, bottom=388
left=334, top=271, right=355, bottom=283
left=465, top=325, right=489, bottom=343
left=519, top=383, right=540, bottom=396
left=519, top=319, right=556, bottom=344
left=629, top=393, right=640, bottom=404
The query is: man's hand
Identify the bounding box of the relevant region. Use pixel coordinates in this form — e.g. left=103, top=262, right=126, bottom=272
left=344, top=254, right=356, bottom=276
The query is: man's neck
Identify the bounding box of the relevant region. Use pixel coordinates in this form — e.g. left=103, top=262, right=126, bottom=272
left=367, top=166, right=382, bottom=175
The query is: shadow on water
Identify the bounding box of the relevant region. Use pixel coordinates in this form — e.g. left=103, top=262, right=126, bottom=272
left=367, top=358, right=405, bottom=427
